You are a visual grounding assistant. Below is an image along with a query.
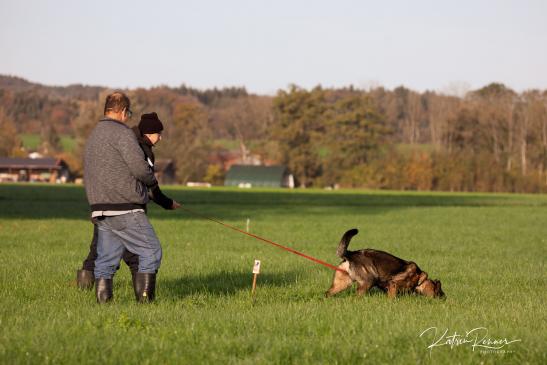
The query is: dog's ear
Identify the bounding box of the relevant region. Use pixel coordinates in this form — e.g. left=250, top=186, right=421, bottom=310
left=418, top=272, right=428, bottom=285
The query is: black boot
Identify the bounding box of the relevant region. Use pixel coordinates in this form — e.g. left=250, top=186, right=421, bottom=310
left=133, top=273, right=156, bottom=303
left=95, top=278, right=113, bottom=304
left=76, top=269, right=95, bottom=290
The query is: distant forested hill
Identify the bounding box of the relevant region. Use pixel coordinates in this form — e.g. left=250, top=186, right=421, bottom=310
left=1, top=74, right=545, bottom=193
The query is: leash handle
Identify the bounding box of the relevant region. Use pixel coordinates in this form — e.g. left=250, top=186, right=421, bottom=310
left=179, top=206, right=347, bottom=274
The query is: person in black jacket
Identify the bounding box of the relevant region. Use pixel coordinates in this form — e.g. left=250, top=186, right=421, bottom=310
left=76, top=112, right=180, bottom=295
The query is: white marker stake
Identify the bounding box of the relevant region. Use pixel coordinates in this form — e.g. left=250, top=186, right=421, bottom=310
left=251, top=259, right=261, bottom=300
left=246, top=218, right=250, bottom=232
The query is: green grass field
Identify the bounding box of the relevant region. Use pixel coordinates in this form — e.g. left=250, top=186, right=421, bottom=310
left=0, top=184, right=545, bottom=364
left=20, top=134, right=76, bottom=152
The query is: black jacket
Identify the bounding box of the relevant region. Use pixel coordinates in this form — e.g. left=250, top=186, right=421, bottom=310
left=132, top=126, right=174, bottom=210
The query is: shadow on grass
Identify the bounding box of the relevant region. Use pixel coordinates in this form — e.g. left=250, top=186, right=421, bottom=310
left=1, top=183, right=545, bottom=220
left=159, top=270, right=300, bottom=299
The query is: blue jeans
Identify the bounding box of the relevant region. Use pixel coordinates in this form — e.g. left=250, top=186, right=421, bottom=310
left=94, top=212, right=162, bottom=279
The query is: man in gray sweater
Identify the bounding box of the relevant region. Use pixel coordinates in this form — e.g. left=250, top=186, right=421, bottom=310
left=84, top=91, right=165, bottom=303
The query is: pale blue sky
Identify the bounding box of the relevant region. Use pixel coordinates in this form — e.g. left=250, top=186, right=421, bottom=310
left=1, top=0, right=546, bottom=94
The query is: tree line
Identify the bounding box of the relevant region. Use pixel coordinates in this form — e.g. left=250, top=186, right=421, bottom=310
left=0, top=75, right=546, bottom=193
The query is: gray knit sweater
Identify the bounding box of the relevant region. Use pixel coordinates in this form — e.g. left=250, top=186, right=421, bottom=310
left=84, top=118, right=158, bottom=211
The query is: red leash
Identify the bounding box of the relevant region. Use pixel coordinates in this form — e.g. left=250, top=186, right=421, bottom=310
left=179, top=206, right=347, bottom=274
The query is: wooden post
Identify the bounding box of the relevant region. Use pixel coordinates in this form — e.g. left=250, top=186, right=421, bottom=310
left=251, top=259, right=261, bottom=301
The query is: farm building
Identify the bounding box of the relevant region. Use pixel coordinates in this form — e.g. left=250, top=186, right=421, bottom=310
left=224, top=165, right=294, bottom=188
left=0, top=157, right=70, bottom=183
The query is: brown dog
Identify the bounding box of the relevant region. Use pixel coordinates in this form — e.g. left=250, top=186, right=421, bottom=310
left=326, top=229, right=445, bottom=299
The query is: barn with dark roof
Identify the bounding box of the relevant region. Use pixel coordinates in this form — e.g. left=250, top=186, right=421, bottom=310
left=0, top=157, right=70, bottom=183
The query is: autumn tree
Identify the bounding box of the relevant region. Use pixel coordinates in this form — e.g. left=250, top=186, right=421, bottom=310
left=67, top=99, right=103, bottom=175
left=516, top=91, right=545, bottom=177
left=209, top=95, right=273, bottom=163
left=321, top=92, right=388, bottom=186
left=272, top=86, right=327, bottom=187
left=0, top=107, right=22, bottom=156
left=423, top=92, right=460, bottom=149
left=161, top=98, right=211, bottom=183
left=470, top=83, right=517, bottom=171
left=385, top=87, right=427, bottom=144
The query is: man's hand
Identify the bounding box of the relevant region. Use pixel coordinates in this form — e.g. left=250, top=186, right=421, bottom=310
left=171, top=201, right=181, bottom=209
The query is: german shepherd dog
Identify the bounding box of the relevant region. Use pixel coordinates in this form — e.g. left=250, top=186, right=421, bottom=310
left=326, top=229, right=445, bottom=299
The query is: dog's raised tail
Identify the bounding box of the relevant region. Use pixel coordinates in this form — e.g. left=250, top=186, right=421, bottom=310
left=336, top=229, right=359, bottom=259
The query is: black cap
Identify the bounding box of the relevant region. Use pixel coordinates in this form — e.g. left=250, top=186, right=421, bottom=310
left=138, top=112, right=164, bottom=134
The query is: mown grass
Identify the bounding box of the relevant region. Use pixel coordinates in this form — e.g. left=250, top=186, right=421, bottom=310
left=0, top=184, right=545, bottom=364
left=20, top=133, right=76, bottom=152
left=19, top=133, right=41, bottom=150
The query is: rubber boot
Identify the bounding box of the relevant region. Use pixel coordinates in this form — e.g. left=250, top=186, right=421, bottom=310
left=133, top=273, right=156, bottom=303
left=95, top=278, right=113, bottom=304
left=76, top=269, right=95, bottom=290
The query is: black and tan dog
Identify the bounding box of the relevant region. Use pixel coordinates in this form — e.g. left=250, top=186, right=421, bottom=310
left=326, top=229, right=445, bottom=299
